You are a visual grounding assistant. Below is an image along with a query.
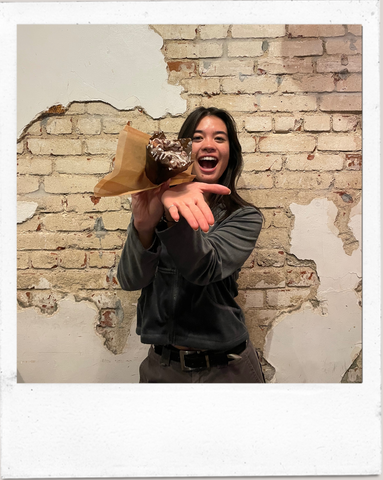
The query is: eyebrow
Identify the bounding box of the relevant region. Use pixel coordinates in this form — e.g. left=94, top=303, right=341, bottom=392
left=194, top=129, right=228, bottom=136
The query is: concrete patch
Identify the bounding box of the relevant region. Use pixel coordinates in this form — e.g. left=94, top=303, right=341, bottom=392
left=17, top=201, right=38, bottom=223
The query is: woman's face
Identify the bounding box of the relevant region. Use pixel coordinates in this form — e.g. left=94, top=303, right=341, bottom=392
left=191, top=115, right=230, bottom=184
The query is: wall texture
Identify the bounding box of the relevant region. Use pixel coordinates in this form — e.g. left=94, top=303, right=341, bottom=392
left=17, top=24, right=362, bottom=383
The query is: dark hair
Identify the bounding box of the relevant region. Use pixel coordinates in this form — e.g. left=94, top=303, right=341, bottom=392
left=178, top=106, right=257, bottom=220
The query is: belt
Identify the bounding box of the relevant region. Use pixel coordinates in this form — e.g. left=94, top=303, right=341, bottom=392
left=153, top=341, right=247, bottom=372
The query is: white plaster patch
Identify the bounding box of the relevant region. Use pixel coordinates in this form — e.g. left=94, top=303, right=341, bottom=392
left=17, top=25, right=186, bottom=135
left=17, top=201, right=38, bottom=223
left=17, top=295, right=146, bottom=383
left=263, top=198, right=362, bottom=382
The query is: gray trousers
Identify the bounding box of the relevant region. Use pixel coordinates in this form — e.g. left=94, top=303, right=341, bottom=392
left=139, top=341, right=265, bottom=383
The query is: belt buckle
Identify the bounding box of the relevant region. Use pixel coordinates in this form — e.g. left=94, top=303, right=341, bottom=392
left=179, top=350, right=210, bottom=372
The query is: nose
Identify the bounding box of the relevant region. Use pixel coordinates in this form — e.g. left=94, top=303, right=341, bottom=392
left=201, top=136, right=216, bottom=152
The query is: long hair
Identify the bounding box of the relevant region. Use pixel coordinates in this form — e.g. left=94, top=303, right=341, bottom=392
left=178, top=107, right=257, bottom=220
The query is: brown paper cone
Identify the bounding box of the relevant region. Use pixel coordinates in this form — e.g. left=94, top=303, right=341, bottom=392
left=94, top=125, right=195, bottom=197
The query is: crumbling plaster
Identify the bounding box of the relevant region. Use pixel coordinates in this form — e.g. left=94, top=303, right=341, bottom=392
left=263, top=198, right=362, bottom=383
left=17, top=25, right=186, bottom=136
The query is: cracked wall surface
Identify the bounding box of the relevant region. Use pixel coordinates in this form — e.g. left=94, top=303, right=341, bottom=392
left=17, top=24, right=362, bottom=383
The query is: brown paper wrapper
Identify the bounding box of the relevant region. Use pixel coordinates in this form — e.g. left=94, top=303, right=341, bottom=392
left=94, top=125, right=195, bottom=197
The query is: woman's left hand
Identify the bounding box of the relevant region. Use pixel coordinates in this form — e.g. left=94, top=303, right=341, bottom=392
left=161, top=182, right=230, bottom=232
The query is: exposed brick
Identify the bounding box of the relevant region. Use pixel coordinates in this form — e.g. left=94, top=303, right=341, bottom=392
left=345, top=153, right=362, bottom=170
left=159, top=116, right=186, bottom=134
left=66, top=194, right=122, bottom=214
left=274, top=117, right=295, bottom=132
left=268, top=38, right=323, bottom=57
left=17, top=270, right=110, bottom=291
left=199, top=25, right=229, bottom=40
left=319, top=93, right=361, bottom=112
left=65, top=232, right=123, bottom=250
left=17, top=252, right=30, bottom=269
left=262, top=209, right=293, bottom=228
left=239, top=133, right=256, bottom=153
left=243, top=154, right=283, bottom=171
left=274, top=171, right=333, bottom=189
left=182, top=77, right=220, bottom=95
left=334, top=171, right=362, bottom=189
left=231, top=25, right=286, bottom=38
left=241, top=189, right=319, bottom=209
left=59, top=249, right=88, bottom=268
left=27, top=138, right=82, bottom=156
left=280, top=74, right=334, bottom=93
left=55, top=156, right=111, bottom=174
left=86, top=102, right=119, bottom=115
left=259, top=134, right=316, bottom=152
left=26, top=122, right=43, bottom=136
left=30, top=251, right=58, bottom=269
left=17, top=156, right=53, bottom=175
left=102, top=117, right=130, bottom=134
left=257, top=57, right=314, bottom=74
left=347, top=25, right=362, bottom=36
left=164, top=41, right=223, bottom=59
left=17, top=142, right=24, bottom=154
left=227, top=40, right=263, bottom=57
left=46, top=117, right=72, bottom=135
left=200, top=95, right=258, bottom=112
left=104, top=114, right=159, bottom=134
left=84, top=137, right=118, bottom=155
left=245, top=116, right=273, bottom=132
left=43, top=213, right=95, bottom=232
left=266, top=288, right=312, bottom=307
left=66, top=102, right=86, bottom=114
left=17, top=175, right=40, bottom=194
left=317, top=133, right=361, bottom=151
left=238, top=267, right=285, bottom=289
left=236, top=290, right=264, bottom=309
left=259, top=94, right=317, bottom=112
left=222, top=76, right=278, bottom=94
left=167, top=61, right=198, bottom=82
left=255, top=227, right=290, bottom=249
left=101, top=211, right=132, bottom=231
left=325, top=37, right=362, bottom=55
left=18, top=232, right=67, bottom=251
left=76, top=117, right=102, bottom=135
left=152, top=25, right=198, bottom=40
left=17, top=215, right=41, bottom=233
left=316, top=55, right=362, bottom=73
left=44, top=175, right=100, bottom=194
left=334, top=73, right=362, bottom=92
left=88, top=251, right=116, bottom=268
left=200, top=59, right=254, bottom=76
left=255, top=249, right=285, bottom=267
left=303, top=115, right=331, bottom=131
left=288, top=25, right=346, bottom=37
left=285, top=153, right=343, bottom=171
left=32, top=196, right=65, bottom=213
left=332, top=115, right=360, bottom=132
left=238, top=172, right=274, bottom=189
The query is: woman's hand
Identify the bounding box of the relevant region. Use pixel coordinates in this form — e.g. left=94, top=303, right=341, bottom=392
left=161, top=182, right=230, bottom=232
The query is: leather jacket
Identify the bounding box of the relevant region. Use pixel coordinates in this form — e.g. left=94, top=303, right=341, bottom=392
left=117, top=206, right=262, bottom=350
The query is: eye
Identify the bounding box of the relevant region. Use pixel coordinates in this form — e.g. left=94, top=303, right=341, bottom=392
left=215, top=136, right=226, bottom=143
left=192, top=135, right=203, bottom=142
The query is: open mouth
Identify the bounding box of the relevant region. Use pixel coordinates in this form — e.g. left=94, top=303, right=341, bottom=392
left=198, top=156, right=218, bottom=171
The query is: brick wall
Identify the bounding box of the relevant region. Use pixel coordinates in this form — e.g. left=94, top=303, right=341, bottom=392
left=17, top=25, right=362, bottom=380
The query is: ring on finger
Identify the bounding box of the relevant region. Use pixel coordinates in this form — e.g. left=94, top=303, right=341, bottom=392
left=168, top=205, right=177, bottom=210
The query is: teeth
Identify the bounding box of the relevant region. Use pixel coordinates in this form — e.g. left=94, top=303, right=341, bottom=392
left=200, top=156, right=217, bottom=161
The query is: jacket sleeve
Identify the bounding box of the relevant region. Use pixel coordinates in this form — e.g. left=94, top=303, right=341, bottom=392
left=117, top=217, right=161, bottom=291
left=156, top=206, right=262, bottom=286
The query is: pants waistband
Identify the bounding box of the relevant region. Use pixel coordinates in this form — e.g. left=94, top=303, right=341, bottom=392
left=153, top=341, right=247, bottom=371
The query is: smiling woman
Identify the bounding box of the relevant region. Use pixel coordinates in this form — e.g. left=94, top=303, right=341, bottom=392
left=117, top=106, right=265, bottom=383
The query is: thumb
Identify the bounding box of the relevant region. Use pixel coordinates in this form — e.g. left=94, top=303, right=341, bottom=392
left=199, top=183, right=231, bottom=196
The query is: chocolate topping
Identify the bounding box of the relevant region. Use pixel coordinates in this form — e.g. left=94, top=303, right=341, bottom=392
left=145, top=131, right=193, bottom=184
